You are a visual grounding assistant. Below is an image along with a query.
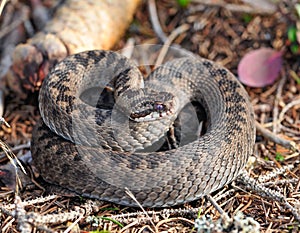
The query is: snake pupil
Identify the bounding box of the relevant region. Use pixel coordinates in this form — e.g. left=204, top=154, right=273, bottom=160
left=154, top=102, right=165, bottom=112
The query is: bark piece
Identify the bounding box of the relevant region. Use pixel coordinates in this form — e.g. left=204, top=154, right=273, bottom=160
left=7, top=0, right=141, bottom=97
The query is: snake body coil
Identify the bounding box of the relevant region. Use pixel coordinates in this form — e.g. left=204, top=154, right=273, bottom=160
left=31, top=50, right=255, bottom=207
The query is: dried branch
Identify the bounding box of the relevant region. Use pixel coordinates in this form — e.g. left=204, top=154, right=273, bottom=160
left=255, top=121, right=299, bottom=152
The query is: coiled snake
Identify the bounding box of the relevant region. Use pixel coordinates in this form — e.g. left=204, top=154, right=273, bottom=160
left=31, top=50, right=255, bottom=207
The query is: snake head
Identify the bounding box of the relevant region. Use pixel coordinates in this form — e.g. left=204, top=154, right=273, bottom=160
left=130, top=100, right=174, bottom=122
left=116, top=88, right=176, bottom=122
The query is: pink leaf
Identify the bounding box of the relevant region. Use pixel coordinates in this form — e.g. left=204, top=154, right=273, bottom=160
left=238, top=48, right=283, bottom=87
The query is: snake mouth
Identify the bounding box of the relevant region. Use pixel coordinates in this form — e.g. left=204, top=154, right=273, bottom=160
left=130, top=110, right=171, bottom=122
left=129, top=101, right=173, bottom=122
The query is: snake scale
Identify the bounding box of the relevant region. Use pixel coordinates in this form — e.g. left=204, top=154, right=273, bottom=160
left=31, top=50, right=255, bottom=207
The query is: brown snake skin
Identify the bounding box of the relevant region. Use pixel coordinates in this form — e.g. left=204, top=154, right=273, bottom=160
left=31, top=50, right=256, bottom=207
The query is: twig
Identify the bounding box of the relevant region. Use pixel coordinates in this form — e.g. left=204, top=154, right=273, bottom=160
left=0, top=141, right=30, bottom=159
left=1, top=196, right=100, bottom=231
left=155, top=24, right=190, bottom=68
left=257, top=164, right=294, bottom=183
left=213, top=188, right=238, bottom=203
left=272, top=70, right=287, bottom=133
left=0, top=116, right=10, bottom=127
left=148, top=0, right=167, bottom=43
left=0, top=139, right=27, bottom=196
left=148, top=1, right=195, bottom=67
left=279, top=125, right=300, bottom=138
left=0, top=0, right=9, bottom=16
left=125, top=187, right=157, bottom=231
left=0, top=12, right=28, bottom=40
left=155, top=217, right=195, bottom=229
left=278, top=98, right=300, bottom=126
left=14, top=195, right=33, bottom=233
left=263, top=178, right=299, bottom=187
left=138, top=225, right=155, bottom=233
left=63, top=215, right=84, bottom=233
left=190, top=0, right=276, bottom=14
left=2, top=195, right=58, bottom=210
left=0, top=140, right=27, bottom=175
left=1, top=217, right=15, bottom=232
left=0, top=83, right=10, bottom=127
left=120, top=38, right=135, bottom=58
left=119, top=220, right=143, bottom=233
left=255, top=121, right=299, bottom=152
left=0, top=89, right=4, bottom=117
left=206, top=194, right=230, bottom=223
left=104, top=207, right=203, bottom=225
left=237, top=170, right=300, bottom=222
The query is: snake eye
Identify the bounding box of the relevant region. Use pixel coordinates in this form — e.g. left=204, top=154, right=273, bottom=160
left=154, top=102, right=165, bottom=112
